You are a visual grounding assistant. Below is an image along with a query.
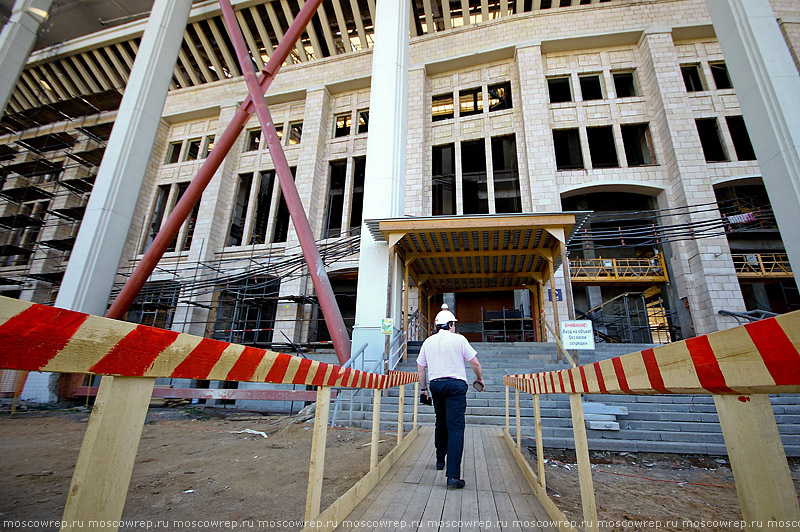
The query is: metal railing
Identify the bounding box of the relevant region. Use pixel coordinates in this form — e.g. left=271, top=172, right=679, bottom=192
left=732, top=253, right=793, bottom=278
left=569, top=254, right=668, bottom=283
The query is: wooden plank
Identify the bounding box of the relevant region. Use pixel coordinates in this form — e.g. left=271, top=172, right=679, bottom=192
left=509, top=491, right=558, bottom=532
left=418, top=483, right=447, bottom=532
left=482, top=429, right=509, bottom=493
left=472, top=428, right=491, bottom=492
left=714, top=394, right=800, bottom=529
left=61, top=377, right=154, bottom=531
left=405, top=428, right=436, bottom=483
left=533, top=395, right=545, bottom=491
left=488, top=428, right=525, bottom=495
left=75, top=386, right=335, bottom=402
left=460, top=488, right=481, bottom=532
left=477, top=490, right=499, bottom=532
left=569, top=394, right=597, bottom=532
left=515, top=388, right=522, bottom=450
left=494, top=491, right=523, bottom=532
left=372, top=389, right=382, bottom=469
left=395, top=478, right=435, bottom=531
left=306, top=386, right=331, bottom=522
left=398, top=384, right=405, bottom=444
left=442, top=484, right=463, bottom=526
left=505, top=385, right=510, bottom=433
left=461, top=426, right=477, bottom=490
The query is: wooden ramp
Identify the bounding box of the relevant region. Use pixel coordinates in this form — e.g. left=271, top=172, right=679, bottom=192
left=336, top=425, right=557, bottom=532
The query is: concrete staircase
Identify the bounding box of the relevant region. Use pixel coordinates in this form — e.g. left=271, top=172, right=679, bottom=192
left=331, top=342, right=800, bottom=456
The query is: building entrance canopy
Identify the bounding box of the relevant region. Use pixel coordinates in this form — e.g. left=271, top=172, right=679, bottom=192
left=366, top=212, right=588, bottom=295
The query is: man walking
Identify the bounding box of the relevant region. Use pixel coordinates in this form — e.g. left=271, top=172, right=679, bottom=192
left=417, top=305, right=484, bottom=488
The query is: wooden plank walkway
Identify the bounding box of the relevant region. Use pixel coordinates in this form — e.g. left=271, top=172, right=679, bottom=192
left=335, top=426, right=558, bottom=532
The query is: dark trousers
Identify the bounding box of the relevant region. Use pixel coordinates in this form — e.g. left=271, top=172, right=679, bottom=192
left=430, top=378, right=468, bottom=479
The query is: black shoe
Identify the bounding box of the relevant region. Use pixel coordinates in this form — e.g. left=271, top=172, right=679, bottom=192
left=436, top=461, right=445, bottom=471
left=447, top=478, right=465, bottom=489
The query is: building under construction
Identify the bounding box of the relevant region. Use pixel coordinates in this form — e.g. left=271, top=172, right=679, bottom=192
left=0, top=0, right=798, bottom=405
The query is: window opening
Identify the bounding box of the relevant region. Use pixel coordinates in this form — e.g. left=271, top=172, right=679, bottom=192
left=228, top=172, right=253, bottom=246
left=432, top=143, right=456, bottom=216
left=213, top=277, right=280, bottom=346
left=621, top=123, right=656, bottom=166
left=725, top=116, right=756, bottom=161
left=488, top=81, right=512, bottom=111
left=357, top=110, right=369, bottom=134
left=325, top=160, right=347, bottom=237
left=143, top=184, right=170, bottom=252
left=681, top=64, right=705, bottom=92
left=491, top=134, right=522, bottom=213
left=553, top=128, right=584, bottom=170
left=547, top=77, right=572, bottom=103
left=334, top=114, right=351, bottom=137
left=587, top=126, right=619, bottom=168
left=252, top=170, right=276, bottom=244
left=459, top=87, right=482, bottom=117
left=288, top=122, right=302, bottom=145
left=165, top=141, right=182, bottom=164
left=245, top=129, right=261, bottom=151
left=201, top=136, right=215, bottom=158
left=350, top=157, right=366, bottom=230
left=272, top=167, right=296, bottom=242
left=170, top=182, right=199, bottom=252
left=184, top=139, right=201, bottom=161
left=612, top=71, right=637, bottom=97
left=275, top=124, right=284, bottom=142
left=127, top=281, right=179, bottom=330
left=695, top=118, right=729, bottom=162
left=710, top=62, right=732, bottom=90
left=579, top=74, right=603, bottom=100
left=461, top=139, right=489, bottom=214
left=432, top=93, right=454, bottom=121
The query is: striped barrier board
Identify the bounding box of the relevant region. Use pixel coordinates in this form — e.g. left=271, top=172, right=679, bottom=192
left=0, top=296, right=418, bottom=389
left=504, top=309, right=800, bottom=395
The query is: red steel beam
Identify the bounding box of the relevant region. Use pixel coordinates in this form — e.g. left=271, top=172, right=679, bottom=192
left=218, top=0, right=351, bottom=364
left=105, top=0, right=326, bottom=326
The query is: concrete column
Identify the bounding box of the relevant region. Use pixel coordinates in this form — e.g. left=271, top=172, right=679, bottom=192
left=0, top=0, right=53, bottom=115
left=705, top=0, right=800, bottom=275
left=21, top=0, right=191, bottom=402
left=353, top=0, right=409, bottom=364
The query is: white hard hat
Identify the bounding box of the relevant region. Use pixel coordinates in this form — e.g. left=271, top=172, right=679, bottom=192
left=435, top=309, right=457, bottom=326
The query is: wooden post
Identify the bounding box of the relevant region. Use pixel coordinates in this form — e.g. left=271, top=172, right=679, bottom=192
left=62, top=376, right=155, bottom=531
left=539, top=282, right=547, bottom=342
left=548, top=259, right=560, bottom=342
left=534, top=395, right=545, bottom=490
left=515, top=388, right=522, bottom=451
left=305, top=385, right=331, bottom=523
left=413, top=381, right=419, bottom=429
left=714, top=394, right=800, bottom=530
left=569, top=393, right=598, bottom=532
left=397, top=384, right=405, bottom=444
left=370, top=389, right=381, bottom=470
left=403, top=262, right=409, bottom=361
left=505, top=385, right=510, bottom=434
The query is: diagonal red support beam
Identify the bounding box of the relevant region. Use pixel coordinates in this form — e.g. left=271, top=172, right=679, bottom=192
left=104, top=0, right=354, bottom=359
left=219, top=0, right=351, bottom=364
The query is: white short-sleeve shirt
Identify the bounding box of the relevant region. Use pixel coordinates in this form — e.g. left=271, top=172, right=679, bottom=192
left=416, top=329, right=477, bottom=383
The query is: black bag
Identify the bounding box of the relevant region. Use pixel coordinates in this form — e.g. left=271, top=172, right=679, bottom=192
left=419, top=392, right=432, bottom=406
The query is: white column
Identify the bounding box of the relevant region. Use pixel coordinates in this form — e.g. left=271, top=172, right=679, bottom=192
left=21, top=0, right=192, bottom=402
left=0, top=0, right=53, bottom=115
left=352, top=0, right=409, bottom=364
left=705, top=0, right=800, bottom=274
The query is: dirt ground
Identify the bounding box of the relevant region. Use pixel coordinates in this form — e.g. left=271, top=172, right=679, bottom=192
left=3, top=406, right=800, bottom=532
left=0, top=406, right=396, bottom=532
left=524, top=445, right=800, bottom=532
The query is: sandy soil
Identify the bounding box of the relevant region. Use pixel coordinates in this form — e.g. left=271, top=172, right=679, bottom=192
left=524, top=446, right=800, bottom=532
left=0, top=407, right=395, bottom=532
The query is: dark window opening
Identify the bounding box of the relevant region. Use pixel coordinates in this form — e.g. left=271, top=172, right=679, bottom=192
left=228, top=173, right=253, bottom=246
left=350, top=157, right=366, bottom=230
left=681, top=64, right=705, bottom=92
left=357, top=110, right=369, bottom=134
left=275, top=124, right=284, bottom=142
left=201, top=136, right=215, bottom=158
left=548, top=77, right=572, bottom=103
left=587, top=126, right=619, bottom=168
left=488, top=81, right=512, bottom=111
left=695, top=118, right=729, bottom=162
left=252, top=170, right=276, bottom=244
left=184, top=139, right=201, bottom=161
left=213, top=277, right=280, bottom=346
left=432, top=93, right=454, bottom=121
left=560, top=0, right=571, bottom=7
left=169, top=182, right=199, bottom=252
left=432, top=143, right=456, bottom=216
left=540, top=0, right=552, bottom=7
left=461, top=140, right=488, bottom=215
left=553, top=129, right=584, bottom=170
left=726, top=116, right=756, bottom=161
left=127, top=281, right=180, bottom=330
left=613, top=72, right=637, bottom=97
left=621, top=123, right=656, bottom=166
left=288, top=122, right=302, bottom=145
left=459, top=87, right=483, bottom=117
left=492, top=135, right=522, bottom=213
left=579, top=74, right=603, bottom=100
left=143, top=185, right=170, bottom=252
left=334, top=114, right=351, bottom=137
left=272, top=167, right=297, bottom=243
left=325, top=160, right=347, bottom=237
left=245, top=129, right=261, bottom=151
left=710, top=62, right=733, bottom=90
left=165, top=141, right=182, bottom=164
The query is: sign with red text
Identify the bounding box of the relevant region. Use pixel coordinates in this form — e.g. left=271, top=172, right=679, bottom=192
left=560, top=320, right=595, bottom=350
